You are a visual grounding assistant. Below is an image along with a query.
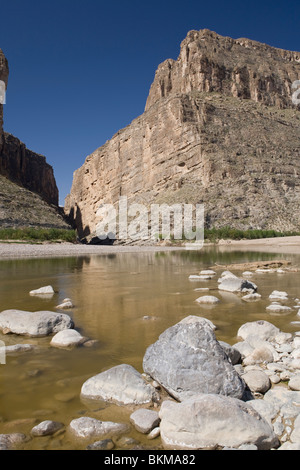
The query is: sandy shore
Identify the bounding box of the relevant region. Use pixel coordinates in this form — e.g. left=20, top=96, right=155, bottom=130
left=216, top=236, right=300, bottom=254
left=0, top=242, right=184, bottom=260
left=0, top=236, right=300, bottom=260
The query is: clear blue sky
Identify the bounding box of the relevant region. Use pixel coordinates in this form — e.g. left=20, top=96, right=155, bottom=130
left=1, top=0, right=300, bottom=205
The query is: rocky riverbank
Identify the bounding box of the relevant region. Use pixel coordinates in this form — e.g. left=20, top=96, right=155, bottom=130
left=1, top=236, right=300, bottom=261
left=1, top=265, right=300, bottom=450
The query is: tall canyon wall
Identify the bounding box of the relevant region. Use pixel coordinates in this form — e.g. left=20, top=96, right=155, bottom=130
left=65, top=30, right=300, bottom=240
left=0, top=48, right=70, bottom=229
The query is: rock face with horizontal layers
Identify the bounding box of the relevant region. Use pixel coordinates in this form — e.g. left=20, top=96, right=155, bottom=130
left=143, top=316, right=245, bottom=400
left=0, top=48, right=70, bottom=229
left=0, top=49, right=8, bottom=153
left=0, top=133, right=59, bottom=206
left=65, top=29, right=300, bottom=240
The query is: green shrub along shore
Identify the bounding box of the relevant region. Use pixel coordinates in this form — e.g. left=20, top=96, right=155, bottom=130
left=203, top=227, right=300, bottom=242
left=0, top=226, right=299, bottom=244
left=0, top=228, right=77, bottom=243
left=161, top=227, right=300, bottom=244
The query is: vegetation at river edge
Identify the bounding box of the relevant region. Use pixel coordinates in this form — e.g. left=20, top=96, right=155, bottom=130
left=203, top=227, right=300, bottom=242
left=0, top=227, right=77, bottom=243
left=158, top=227, right=300, bottom=244
left=0, top=226, right=300, bottom=244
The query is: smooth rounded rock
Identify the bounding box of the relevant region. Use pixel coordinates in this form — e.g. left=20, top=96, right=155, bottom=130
left=195, top=295, right=220, bottom=304
left=130, top=409, right=160, bottom=434
left=29, top=285, right=55, bottom=296
left=81, top=364, right=158, bottom=405
left=266, top=304, right=292, bottom=314
left=86, top=439, right=115, bottom=450
left=0, top=433, right=27, bottom=450
left=242, top=370, right=271, bottom=393
left=159, top=394, right=279, bottom=450
left=0, top=309, right=74, bottom=337
left=69, top=417, right=129, bottom=439
left=55, top=300, right=74, bottom=309
left=50, top=329, right=85, bottom=348
left=269, top=290, right=288, bottom=300
left=0, top=344, right=35, bottom=354
left=288, top=374, right=300, bottom=391
left=237, top=321, right=280, bottom=342
left=31, top=420, right=64, bottom=436
left=243, top=346, right=274, bottom=366
left=242, top=293, right=261, bottom=302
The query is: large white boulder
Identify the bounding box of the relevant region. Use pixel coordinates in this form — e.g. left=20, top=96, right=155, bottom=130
left=0, top=309, right=74, bottom=337
left=50, top=329, right=85, bottom=348
left=143, top=316, right=245, bottom=401
left=159, top=394, right=279, bottom=450
left=81, top=364, right=158, bottom=405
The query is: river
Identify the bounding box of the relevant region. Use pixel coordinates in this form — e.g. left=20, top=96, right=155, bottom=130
left=0, top=247, right=300, bottom=449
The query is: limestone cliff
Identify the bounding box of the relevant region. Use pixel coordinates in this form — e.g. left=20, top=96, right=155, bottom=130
left=0, top=48, right=9, bottom=155
left=0, top=48, right=68, bottom=229
left=145, top=29, right=300, bottom=111
left=0, top=132, right=58, bottom=206
left=65, top=30, right=300, bottom=240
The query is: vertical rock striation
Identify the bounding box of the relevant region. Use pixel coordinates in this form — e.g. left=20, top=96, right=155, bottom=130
left=0, top=132, right=58, bottom=206
left=65, top=30, right=300, bottom=240
left=0, top=48, right=9, bottom=155
left=0, top=48, right=59, bottom=208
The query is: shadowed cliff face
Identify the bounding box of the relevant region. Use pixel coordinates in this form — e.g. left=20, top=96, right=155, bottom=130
left=65, top=29, right=300, bottom=240
left=0, top=48, right=59, bottom=208
left=0, top=132, right=59, bottom=206
left=0, top=49, right=9, bottom=155
left=0, top=48, right=69, bottom=229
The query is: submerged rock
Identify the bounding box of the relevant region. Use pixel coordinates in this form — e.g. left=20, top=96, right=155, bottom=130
left=143, top=316, right=245, bottom=401
left=195, top=295, right=220, bottom=304
left=69, top=417, right=129, bottom=439
left=31, top=420, right=64, bottom=436
left=55, top=300, right=74, bottom=309
left=86, top=439, right=115, bottom=450
left=218, top=277, right=257, bottom=293
left=81, top=364, right=158, bottom=405
left=0, top=344, right=35, bottom=354
left=199, top=270, right=216, bottom=276
left=266, top=304, right=292, bottom=313
left=269, top=290, right=289, bottom=300
left=0, top=433, right=27, bottom=450
left=189, top=274, right=212, bottom=280
left=0, top=309, right=74, bottom=337
left=29, top=286, right=55, bottom=296
left=242, top=293, right=261, bottom=302
left=289, top=374, right=300, bottom=391
left=50, top=329, right=85, bottom=348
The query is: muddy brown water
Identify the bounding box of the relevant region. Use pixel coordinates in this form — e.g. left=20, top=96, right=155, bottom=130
left=0, top=248, right=300, bottom=449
